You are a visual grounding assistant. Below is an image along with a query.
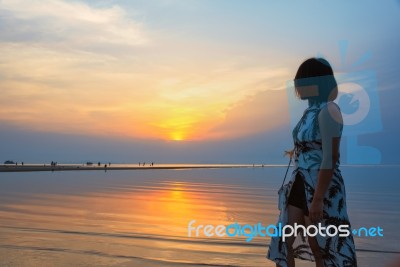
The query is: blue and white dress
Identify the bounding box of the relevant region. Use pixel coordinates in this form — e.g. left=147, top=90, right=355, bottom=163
left=267, top=101, right=357, bottom=267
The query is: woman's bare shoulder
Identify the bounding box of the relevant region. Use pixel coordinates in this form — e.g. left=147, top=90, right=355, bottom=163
left=319, top=102, right=343, bottom=125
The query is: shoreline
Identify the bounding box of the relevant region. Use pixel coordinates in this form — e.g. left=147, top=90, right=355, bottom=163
left=0, top=164, right=270, bottom=173
left=0, top=163, right=392, bottom=173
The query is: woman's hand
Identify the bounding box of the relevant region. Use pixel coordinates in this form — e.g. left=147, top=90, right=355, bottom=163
left=309, top=197, right=324, bottom=224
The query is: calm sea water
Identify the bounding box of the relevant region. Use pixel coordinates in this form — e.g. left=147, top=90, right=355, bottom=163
left=0, top=166, right=399, bottom=266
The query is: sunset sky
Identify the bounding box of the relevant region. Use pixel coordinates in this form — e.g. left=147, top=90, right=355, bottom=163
left=1, top=0, right=399, bottom=163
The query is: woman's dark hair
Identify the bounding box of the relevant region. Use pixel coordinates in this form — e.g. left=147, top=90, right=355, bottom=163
left=294, top=58, right=338, bottom=102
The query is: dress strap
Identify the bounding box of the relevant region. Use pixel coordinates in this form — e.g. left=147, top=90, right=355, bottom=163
left=279, top=156, right=292, bottom=190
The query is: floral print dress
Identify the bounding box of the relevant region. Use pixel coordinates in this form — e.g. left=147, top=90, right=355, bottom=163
left=267, top=101, right=357, bottom=267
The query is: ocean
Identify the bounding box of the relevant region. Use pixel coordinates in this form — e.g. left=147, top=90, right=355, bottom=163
left=0, top=165, right=399, bottom=266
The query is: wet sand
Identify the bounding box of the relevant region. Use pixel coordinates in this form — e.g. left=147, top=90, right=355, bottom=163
left=1, top=166, right=399, bottom=266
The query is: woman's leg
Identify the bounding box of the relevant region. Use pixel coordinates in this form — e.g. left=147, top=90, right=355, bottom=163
left=280, top=204, right=305, bottom=267
left=304, top=216, right=324, bottom=267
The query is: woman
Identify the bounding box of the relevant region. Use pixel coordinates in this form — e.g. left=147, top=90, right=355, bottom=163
left=267, top=58, right=357, bottom=267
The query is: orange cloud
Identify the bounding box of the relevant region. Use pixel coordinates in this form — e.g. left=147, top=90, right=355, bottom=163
left=0, top=1, right=293, bottom=141
left=207, top=89, right=290, bottom=140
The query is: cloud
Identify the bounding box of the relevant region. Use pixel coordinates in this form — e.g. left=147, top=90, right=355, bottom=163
left=0, top=0, right=151, bottom=137
left=0, top=43, right=292, bottom=140
left=0, top=0, right=147, bottom=49
left=208, top=88, right=290, bottom=139
left=0, top=1, right=295, bottom=141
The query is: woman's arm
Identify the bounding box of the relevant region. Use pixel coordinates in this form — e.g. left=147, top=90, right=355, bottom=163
left=309, top=102, right=343, bottom=223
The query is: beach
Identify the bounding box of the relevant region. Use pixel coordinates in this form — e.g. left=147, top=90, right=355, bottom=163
left=0, top=164, right=260, bottom=173
left=0, top=165, right=399, bottom=266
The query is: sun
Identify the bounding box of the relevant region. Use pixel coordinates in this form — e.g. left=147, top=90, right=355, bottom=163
left=171, top=132, right=185, bottom=141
